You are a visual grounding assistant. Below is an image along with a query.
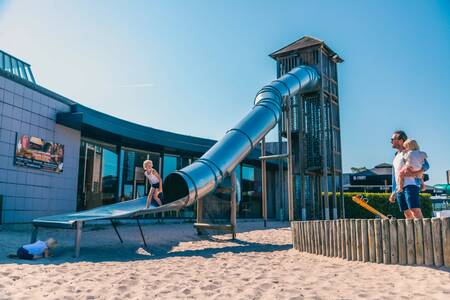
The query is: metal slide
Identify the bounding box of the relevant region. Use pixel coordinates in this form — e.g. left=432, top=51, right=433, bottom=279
left=31, top=66, right=320, bottom=255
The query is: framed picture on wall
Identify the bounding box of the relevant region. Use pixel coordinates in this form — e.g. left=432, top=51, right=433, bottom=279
left=14, top=134, right=64, bottom=173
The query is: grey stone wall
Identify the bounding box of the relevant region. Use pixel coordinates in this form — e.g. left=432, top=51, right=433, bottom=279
left=0, top=75, right=80, bottom=223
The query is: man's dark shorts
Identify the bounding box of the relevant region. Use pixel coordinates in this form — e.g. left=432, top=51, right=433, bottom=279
left=17, top=247, right=34, bottom=260
left=396, top=185, right=420, bottom=211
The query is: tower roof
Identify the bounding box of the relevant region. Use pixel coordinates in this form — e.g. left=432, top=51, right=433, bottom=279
left=270, top=36, right=343, bottom=62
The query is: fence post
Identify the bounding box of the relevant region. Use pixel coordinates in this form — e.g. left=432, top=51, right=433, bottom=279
left=345, top=219, right=352, bottom=261
left=414, top=219, right=424, bottom=265
left=361, top=219, right=369, bottom=262
left=374, top=219, right=383, bottom=263
left=329, top=220, right=335, bottom=257
left=422, top=219, right=433, bottom=266
left=397, top=219, right=407, bottom=265
left=406, top=219, right=416, bottom=265
left=340, top=219, right=347, bottom=259
left=368, top=219, right=376, bottom=263
left=442, top=217, right=450, bottom=267
left=321, top=221, right=326, bottom=256
left=356, top=219, right=363, bottom=261
left=325, top=221, right=330, bottom=256
left=292, top=222, right=297, bottom=249
left=381, top=219, right=391, bottom=264
left=302, top=221, right=307, bottom=252
left=389, top=219, right=398, bottom=264
left=431, top=218, right=443, bottom=267
left=315, top=221, right=321, bottom=255
left=350, top=219, right=357, bottom=261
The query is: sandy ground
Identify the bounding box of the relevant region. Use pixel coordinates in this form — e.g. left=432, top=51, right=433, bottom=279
left=0, top=221, right=449, bottom=300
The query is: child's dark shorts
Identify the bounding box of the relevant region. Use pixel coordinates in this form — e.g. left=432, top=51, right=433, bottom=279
left=17, top=247, right=34, bottom=260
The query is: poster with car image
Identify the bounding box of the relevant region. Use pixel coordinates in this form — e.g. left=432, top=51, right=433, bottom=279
left=14, top=135, right=64, bottom=173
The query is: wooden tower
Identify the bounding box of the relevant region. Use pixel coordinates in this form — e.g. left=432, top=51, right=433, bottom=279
left=270, top=36, right=344, bottom=220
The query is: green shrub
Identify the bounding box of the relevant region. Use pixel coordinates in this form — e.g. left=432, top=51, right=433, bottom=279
left=337, top=192, right=432, bottom=219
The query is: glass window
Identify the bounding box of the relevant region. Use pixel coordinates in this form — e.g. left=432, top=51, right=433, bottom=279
left=76, top=140, right=118, bottom=211
left=11, top=57, right=19, bottom=76
left=18, top=61, right=28, bottom=80
left=25, top=65, right=35, bottom=83
left=0, top=52, right=4, bottom=69
left=4, top=55, right=11, bottom=72
left=119, top=147, right=160, bottom=201
left=163, top=154, right=179, bottom=180
left=239, top=164, right=262, bottom=218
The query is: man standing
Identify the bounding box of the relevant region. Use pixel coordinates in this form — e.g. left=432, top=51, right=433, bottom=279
left=389, top=130, right=428, bottom=219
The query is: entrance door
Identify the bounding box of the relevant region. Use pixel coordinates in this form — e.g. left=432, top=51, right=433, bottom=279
left=77, top=140, right=118, bottom=210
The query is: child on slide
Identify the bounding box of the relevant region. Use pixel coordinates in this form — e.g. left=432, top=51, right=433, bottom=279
left=143, top=160, right=163, bottom=208
left=397, top=139, right=427, bottom=192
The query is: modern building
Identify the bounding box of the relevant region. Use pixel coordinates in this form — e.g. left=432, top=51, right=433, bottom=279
left=0, top=49, right=280, bottom=224
left=344, top=162, right=433, bottom=193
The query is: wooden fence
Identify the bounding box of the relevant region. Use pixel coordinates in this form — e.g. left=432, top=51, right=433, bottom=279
left=291, top=217, right=450, bottom=267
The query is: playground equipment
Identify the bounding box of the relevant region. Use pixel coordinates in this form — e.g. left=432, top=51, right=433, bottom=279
left=32, top=64, right=321, bottom=257
left=351, top=195, right=388, bottom=219
left=268, top=37, right=344, bottom=221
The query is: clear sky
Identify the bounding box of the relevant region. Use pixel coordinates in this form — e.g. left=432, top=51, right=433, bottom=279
left=1, top=0, right=449, bottom=184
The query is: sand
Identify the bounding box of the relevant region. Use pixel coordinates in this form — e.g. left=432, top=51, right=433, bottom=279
left=0, top=221, right=449, bottom=299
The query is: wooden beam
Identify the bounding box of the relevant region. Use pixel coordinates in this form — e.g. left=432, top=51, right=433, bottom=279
left=431, top=218, right=443, bottom=267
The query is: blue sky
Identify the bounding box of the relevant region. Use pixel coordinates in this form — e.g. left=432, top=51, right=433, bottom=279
left=1, top=0, right=449, bottom=184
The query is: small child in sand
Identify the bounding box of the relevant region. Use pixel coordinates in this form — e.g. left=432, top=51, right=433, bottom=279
left=8, top=238, right=57, bottom=260
left=143, top=160, right=163, bottom=208
left=397, top=139, right=427, bottom=192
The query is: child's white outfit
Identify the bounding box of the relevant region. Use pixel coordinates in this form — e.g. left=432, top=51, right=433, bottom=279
left=404, top=150, right=427, bottom=171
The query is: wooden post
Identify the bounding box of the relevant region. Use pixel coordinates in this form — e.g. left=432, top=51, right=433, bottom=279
left=309, top=221, right=314, bottom=254
left=442, top=217, right=450, bottom=267
left=292, top=222, right=298, bottom=249
left=345, top=219, right=352, bottom=260
left=431, top=218, right=443, bottom=267
left=317, top=221, right=322, bottom=255
left=329, top=220, right=335, bottom=257
left=368, top=219, right=376, bottom=263
left=414, top=219, right=424, bottom=265
left=406, top=219, right=415, bottom=265
left=422, top=219, right=433, bottom=266
left=355, top=219, right=362, bottom=261
left=389, top=219, right=398, bottom=264
left=312, top=221, right=317, bottom=254
left=374, top=219, right=383, bottom=263
left=337, top=220, right=342, bottom=258
left=324, top=221, right=330, bottom=256
left=297, top=222, right=302, bottom=251
left=381, top=219, right=390, bottom=264
left=321, top=221, right=326, bottom=256
left=291, top=222, right=297, bottom=249
left=361, top=219, right=369, bottom=262
left=350, top=219, right=357, bottom=261
left=333, top=220, right=339, bottom=257
left=341, top=219, right=347, bottom=259
left=325, top=220, right=333, bottom=257
left=397, top=219, right=407, bottom=265
left=298, top=222, right=302, bottom=251
left=303, top=221, right=309, bottom=253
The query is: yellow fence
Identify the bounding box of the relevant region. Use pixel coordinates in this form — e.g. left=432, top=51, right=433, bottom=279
left=291, top=218, right=450, bottom=267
